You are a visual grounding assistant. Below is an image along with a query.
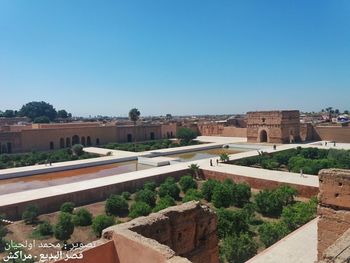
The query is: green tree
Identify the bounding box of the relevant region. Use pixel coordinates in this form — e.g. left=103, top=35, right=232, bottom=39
left=3, top=110, right=16, bottom=118
left=33, top=116, right=50, bottom=123
left=129, top=202, right=152, bottom=218
left=212, top=182, right=234, bottom=208
left=19, top=101, right=57, bottom=121
left=22, top=204, right=39, bottom=224
left=143, top=181, right=157, bottom=191
left=219, top=153, right=230, bottom=162
left=232, top=183, right=251, bottom=208
left=258, top=221, right=290, bottom=247
left=217, top=209, right=249, bottom=238
left=121, top=191, right=131, bottom=200
left=38, top=221, right=53, bottom=236
left=220, top=233, right=258, bottom=263
left=135, top=189, right=157, bottom=207
left=179, top=175, right=197, bottom=193
left=60, top=202, right=75, bottom=214
left=54, top=212, right=74, bottom=242
left=158, top=177, right=180, bottom=200
left=57, top=109, right=69, bottom=119
left=188, top=163, right=200, bottom=179
left=72, top=208, right=93, bottom=226
left=129, top=108, right=141, bottom=150
left=201, top=179, right=220, bottom=202
left=153, top=195, right=175, bottom=212
left=92, top=215, right=115, bottom=237
left=183, top=189, right=203, bottom=202
left=71, top=144, right=84, bottom=156
left=281, top=197, right=317, bottom=231
left=105, top=195, right=129, bottom=216
left=0, top=219, right=8, bottom=252
left=176, top=127, right=197, bottom=143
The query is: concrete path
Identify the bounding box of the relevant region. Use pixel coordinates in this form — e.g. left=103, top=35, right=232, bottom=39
left=246, top=218, right=318, bottom=263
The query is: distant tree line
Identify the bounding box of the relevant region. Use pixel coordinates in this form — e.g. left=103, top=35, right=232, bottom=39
left=0, top=101, right=72, bottom=123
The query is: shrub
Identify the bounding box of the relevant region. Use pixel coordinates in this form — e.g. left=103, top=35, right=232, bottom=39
left=255, top=186, right=297, bottom=217
left=121, top=191, right=131, bottom=200
left=54, top=212, right=74, bottom=242
left=143, top=181, right=157, bottom=191
left=212, top=183, right=234, bottom=208
left=38, top=221, right=53, bottom=236
left=258, top=221, right=290, bottom=247
left=179, top=175, right=197, bottom=193
left=176, top=127, right=197, bottom=143
left=219, top=153, right=230, bottom=162
left=72, top=208, right=93, bottom=226
left=217, top=209, right=249, bottom=239
left=71, top=144, right=84, bottom=156
left=22, top=204, right=39, bottom=224
left=153, top=195, right=176, bottom=212
left=158, top=178, right=180, bottom=200
left=232, top=183, right=251, bottom=207
left=183, top=189, right=203, bottom=202
left=105, top=195, right=129, bottom=216
left=220, top=233, right=258, bottom=263
left=92, top=215, right=115, bottom=237
left=201, top=179, right=220, bottom=201
left=60, top=202, right=75, bottom=214
left=281, top=197, right=317, bottom=231
left=135, top=189, right=157, bottom=207
left=129, top=202, right=151, bottom=219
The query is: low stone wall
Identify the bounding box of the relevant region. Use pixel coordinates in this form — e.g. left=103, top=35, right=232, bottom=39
left=1, top=169, right=189, bottom=220
left=201, top=169, right=318, bottom=198
left=313, top=126, right=350, bottom=143
left=221, top=127, right=247, bottom=137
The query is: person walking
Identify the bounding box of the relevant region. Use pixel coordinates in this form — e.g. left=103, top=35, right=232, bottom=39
left=300, top=169, right=304, bottom=178
left=216, top=159, right=219, bottom=166
left=210, top=159, right=213, bottom=167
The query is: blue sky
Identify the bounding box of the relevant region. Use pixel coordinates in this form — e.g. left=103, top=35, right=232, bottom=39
left=0, top=0, right=349, bottom=117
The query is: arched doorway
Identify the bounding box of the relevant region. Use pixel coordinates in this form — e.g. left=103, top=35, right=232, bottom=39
left=72, top=135, right=80, bottom=145
left=87, top=136, right=91, bottom=146
left=96, top=138, right=100, bottom=145
left=49, top=141, right=54, bottom=150
left=66, top=137, right=71, bottom=147
left=81, top=136, right=86, bottom=146
left=127, top=134, right=132, bottom=143
left=60, top=138, right=65, bottom=148
left=150, top=132, right=155, bottom=140
left=259, top=130, right=268, bottom=143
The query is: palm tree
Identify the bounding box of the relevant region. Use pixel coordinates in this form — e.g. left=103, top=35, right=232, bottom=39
left=188, top=163, right=200, bottom=180
left=325, top=107, right=334, bottom=122
left=219, top=153, right=230, bottom=163
left=129, top=108, right=141, bottom=151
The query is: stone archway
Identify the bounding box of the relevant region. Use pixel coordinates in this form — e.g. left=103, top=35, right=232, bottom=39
left=259, top=130, right=268, bottom=143
left=72, top=135, right=80, bottom=145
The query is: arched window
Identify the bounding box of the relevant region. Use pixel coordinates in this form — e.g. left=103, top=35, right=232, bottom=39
left=66, top=137, right=71, bottom=147
left=49, top=141, right=54, bottom=150
left=81, top=136, right=86, bottom=146
left=72, top=135, right=80, bottom=145
left=87, top=136, right=92, bottom=146
left=60, top=138, right=65, bottom=148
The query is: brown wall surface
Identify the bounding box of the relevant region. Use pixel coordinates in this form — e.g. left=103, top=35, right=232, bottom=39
left=313, top=126, right=350, bottom=143
left=201, top=169, right=318, bottom=198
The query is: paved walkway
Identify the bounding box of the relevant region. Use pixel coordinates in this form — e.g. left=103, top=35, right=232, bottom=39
left=246, top=218, right=318, bottom=263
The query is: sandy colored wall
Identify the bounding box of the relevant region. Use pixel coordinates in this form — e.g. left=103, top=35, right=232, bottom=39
left=201, top=169, right=318, bottom=198
left=221, top=127, right=247, bottom=137
left=313, top=126, right=350, bottom=143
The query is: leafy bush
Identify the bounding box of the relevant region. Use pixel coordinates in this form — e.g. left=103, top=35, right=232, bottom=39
left=220, top=233, right=258, bottom=263
left=135, top=189, right=157, bottom=207
left=54, top=212, right=74, bottom=241
left=258, top=221, right=290, bottom=247
left=72, top=208, right=93, bottom=226
left=153, top=195, right=176, bottom=212
left=105, top=195, right=129, bottom=216
left=217, top=209, right=249, bottom=239
left=129, top=202, right=152, bottom=219
left=183, top=189, right=203, bottom=202
left=121, top=191, right=131, bottom=200
left=92, top=215, right=115, bottom=237
left=72, top=144, right=84, bottom=156
left=158, top=178, right=180, bottom=200
left=176, top=127, right=197, bottom=143
left=255, top=186, right=297, bottom=217
left=143, top=181, right=157, bottom=191
left=232, top=183, right=251, bottom=207
left=60, top=202, right=75, bottom=214
left=212, top=182, right=234, bottom=208
left=22, top=204, right=39, bottom=224
left=201, top=179, right=220, bottom=201
left=38, top=221, right=53, bottom=236
left=281, top=197, right=317, bottom=231
left=179, top=175, right=197, bottom=193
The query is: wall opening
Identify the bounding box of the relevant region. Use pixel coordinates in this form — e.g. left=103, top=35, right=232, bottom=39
left=150, top=132, right=155, bottom=140
left=87, top=136, right=91, bottom=146
left=81, top=136, right=86, bottom=146
left=49, top=141, right=54, bottom=150
left=66, top=137, right=71, bottom=147
left=72, top=135, right=80, bottom=145
left=6, top=142, right=12, bottom=153
left=259, top=130, right=268, bottom=142
left=96, top=138, right=100, bottom=145
left=127, top=134, right=132, bottom=143
left=60, top=138, right=65, bottom=148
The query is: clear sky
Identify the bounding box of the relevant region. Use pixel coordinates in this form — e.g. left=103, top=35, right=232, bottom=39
left=0, top=0, right=349, bottom=117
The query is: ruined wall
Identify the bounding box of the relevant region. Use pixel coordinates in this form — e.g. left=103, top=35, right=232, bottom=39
left=313, top=126, right=350, bottom=143
left=197, top=123, right=246, bottom=137
left=103, top=201, right=219, bottom=263
left=201, top=169, right=318, bottom=198
left=318, top=169, right=350, bottom=260
left=247, top=110, right=300, bottom=143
